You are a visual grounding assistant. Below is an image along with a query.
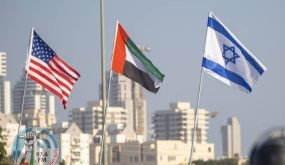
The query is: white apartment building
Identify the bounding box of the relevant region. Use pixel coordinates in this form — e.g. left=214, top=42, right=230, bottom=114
left=0, top=52, right=11, bottom=114
left=0, top=52, right=7, bottom=76
left=0, top=79, right=11, bottom=115
left=55, top=122, right=90, bottom=165
left=152, top=102, right=210, bottom=143
left=16, top=109, right=56, bottom=129
left=108, top=72, right=147, bottom=141
left=13, top=72, right=56, bottom=128
left=221, top=117, right=241, bottom=158
left=109, top=140, right=214, bottom=165
left=0, top=112, right=25, bottom=156
left=71, top=100, right=127, bottom=136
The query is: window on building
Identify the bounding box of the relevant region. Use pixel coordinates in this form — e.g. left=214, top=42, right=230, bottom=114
left=168, top=156, right=176, bottom=161
left=112, top=146, right=120, bottom=162
left=146, top=155, right=155, bottom=161
left=208, top=147, right=212, bottom=152
left=134, top=156, right=139, bottom=162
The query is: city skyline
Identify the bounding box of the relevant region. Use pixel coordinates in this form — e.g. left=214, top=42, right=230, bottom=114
left=221, top=117, right=241, bottom=159
left=0, top=0, right=285, bottom=157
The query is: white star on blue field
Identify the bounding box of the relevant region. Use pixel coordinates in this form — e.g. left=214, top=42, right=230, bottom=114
left=222, top=44, right=240, bottom=65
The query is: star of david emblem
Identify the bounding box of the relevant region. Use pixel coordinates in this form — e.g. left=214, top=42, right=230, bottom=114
left=222, top=44, right=240, bottom=65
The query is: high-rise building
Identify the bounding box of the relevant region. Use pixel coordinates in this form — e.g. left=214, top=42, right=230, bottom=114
left=71, top=100, right=127, bottom=136
left=152, top=102, right=210, bottom=143
left=221, top=117, right=241, bottom=158
left=13, top=71, right=56, bottom=128
left=0, top=52, right=7, bottom=76
left=55, top=122, right=90, bottom=165
left=108, top=72, right=147, bottom=141
left=0, top=52, right=11, bottom=114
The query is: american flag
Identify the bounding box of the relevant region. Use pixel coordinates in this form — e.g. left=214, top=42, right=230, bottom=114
left=26, top=30, right=80, bottom=109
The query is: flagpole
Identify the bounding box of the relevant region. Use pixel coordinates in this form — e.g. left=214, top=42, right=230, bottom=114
left=99, top=0, right=107, bottom=164
left=15, top=27, right=34, bottom=165
left=188, top=14, right=211, bottom=164
left=99, top=71, right=112, bottom=165
left=188, top=67, right=204, bottom=165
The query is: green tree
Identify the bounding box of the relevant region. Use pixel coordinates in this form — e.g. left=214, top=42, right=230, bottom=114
left=0, top=126, right=13, bottom=165
left=0, top=127, right=7, bottom=162
left=193, top=158, right=238, bottom=165
left=59, top=159, right=66, bottom=165
left=0, top=156, right=13, bottom=165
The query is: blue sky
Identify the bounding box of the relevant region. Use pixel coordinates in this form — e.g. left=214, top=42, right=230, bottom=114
left=0, top=0, right=284, bottom=157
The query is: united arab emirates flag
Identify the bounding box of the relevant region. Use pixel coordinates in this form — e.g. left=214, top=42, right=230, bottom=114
left=111, top=22, right=165, bottom=93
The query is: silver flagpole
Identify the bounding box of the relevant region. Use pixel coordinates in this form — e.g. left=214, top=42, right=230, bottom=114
left=189, top=15, right=209, bottom=164
left=99, top=71, right=113, bottom=165
left=99, top=20, right=119, bottom=165
left=189, top=16, right=211, bottom=164
left=15, top=27, right=34, bottom=165
left=188, top=68, right=204, bottom=165
left=99, top=0, right=107, bottom=164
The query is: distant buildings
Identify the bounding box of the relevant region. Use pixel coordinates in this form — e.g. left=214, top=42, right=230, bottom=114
left=108, top=140, right=214, bottom=165
left=0, top=50, right=219, bottom=164
left=89, top=140, right=214, bottom=165
left=71, top=100, right=127, bottom=137
left=152, top=102, right=210, bottom=143
left=55, top=122, right=90, bottom=165
left=148, top=102, right=215, bottom=164
left=0, top=52, right=11, bottom=114
left=221, top=117, right=241, bottom=158
left=108, top=72, right=147, bottom=141
left=72, top=101, right=215, bottom=165
left=13, top=71, right=56, bottom=128
left=0, top=112, right=25, bottom=156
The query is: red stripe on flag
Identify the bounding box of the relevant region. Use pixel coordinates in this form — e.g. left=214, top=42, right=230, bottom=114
left=28, top=57, right=75, bottom=109
left=28, top=66, right=61, bottom=89
left=29, top=60, right=72, bottom=95
left=118, top=23, right=129, bottom=41
left=57, top=79, right=72, bottom=93
left=28, top=74, right=67, bottom=109
left=54, top=55, right=80, bottom=77
left=30, top=59, right=54, bottom=76
left=112, top=23, right=127, bottom=74
left=52, top=56, right=80, bottom=80
left=48, top=63, right=75, bottom=86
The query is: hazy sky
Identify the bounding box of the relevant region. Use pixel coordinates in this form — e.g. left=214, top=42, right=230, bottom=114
left=1, top=0, right=284, bottom=157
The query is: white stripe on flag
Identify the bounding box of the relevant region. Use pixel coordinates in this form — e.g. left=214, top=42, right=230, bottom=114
left=125, top=45, right=162, bottom=88
left=53, top=56, right=80, bottom=80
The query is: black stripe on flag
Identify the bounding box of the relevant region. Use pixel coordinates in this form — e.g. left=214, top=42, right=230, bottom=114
left=123, top=61, right=159, bottom=93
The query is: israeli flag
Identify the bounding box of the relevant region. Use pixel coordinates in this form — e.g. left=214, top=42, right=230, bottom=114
left=202, top=12, right=267, bottom=93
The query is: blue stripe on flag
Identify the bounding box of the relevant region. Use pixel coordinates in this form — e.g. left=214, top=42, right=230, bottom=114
left=207, top=17, right=265, bottom=75
left=202, top=57, right=252, bottom=92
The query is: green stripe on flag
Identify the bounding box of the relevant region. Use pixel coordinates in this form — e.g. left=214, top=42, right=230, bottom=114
left=125, top=38, right=165, bottom=82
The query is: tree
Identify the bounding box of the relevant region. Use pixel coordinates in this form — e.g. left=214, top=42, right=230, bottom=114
left=0, top=127, right=13, bottom=165
left=0, top=127, right=7, bottom=162
left=193, top=158, right=238, bottom=165
left=0, top=156, right=13, bottom=165
left=59, top=159, right=66, bottom=165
